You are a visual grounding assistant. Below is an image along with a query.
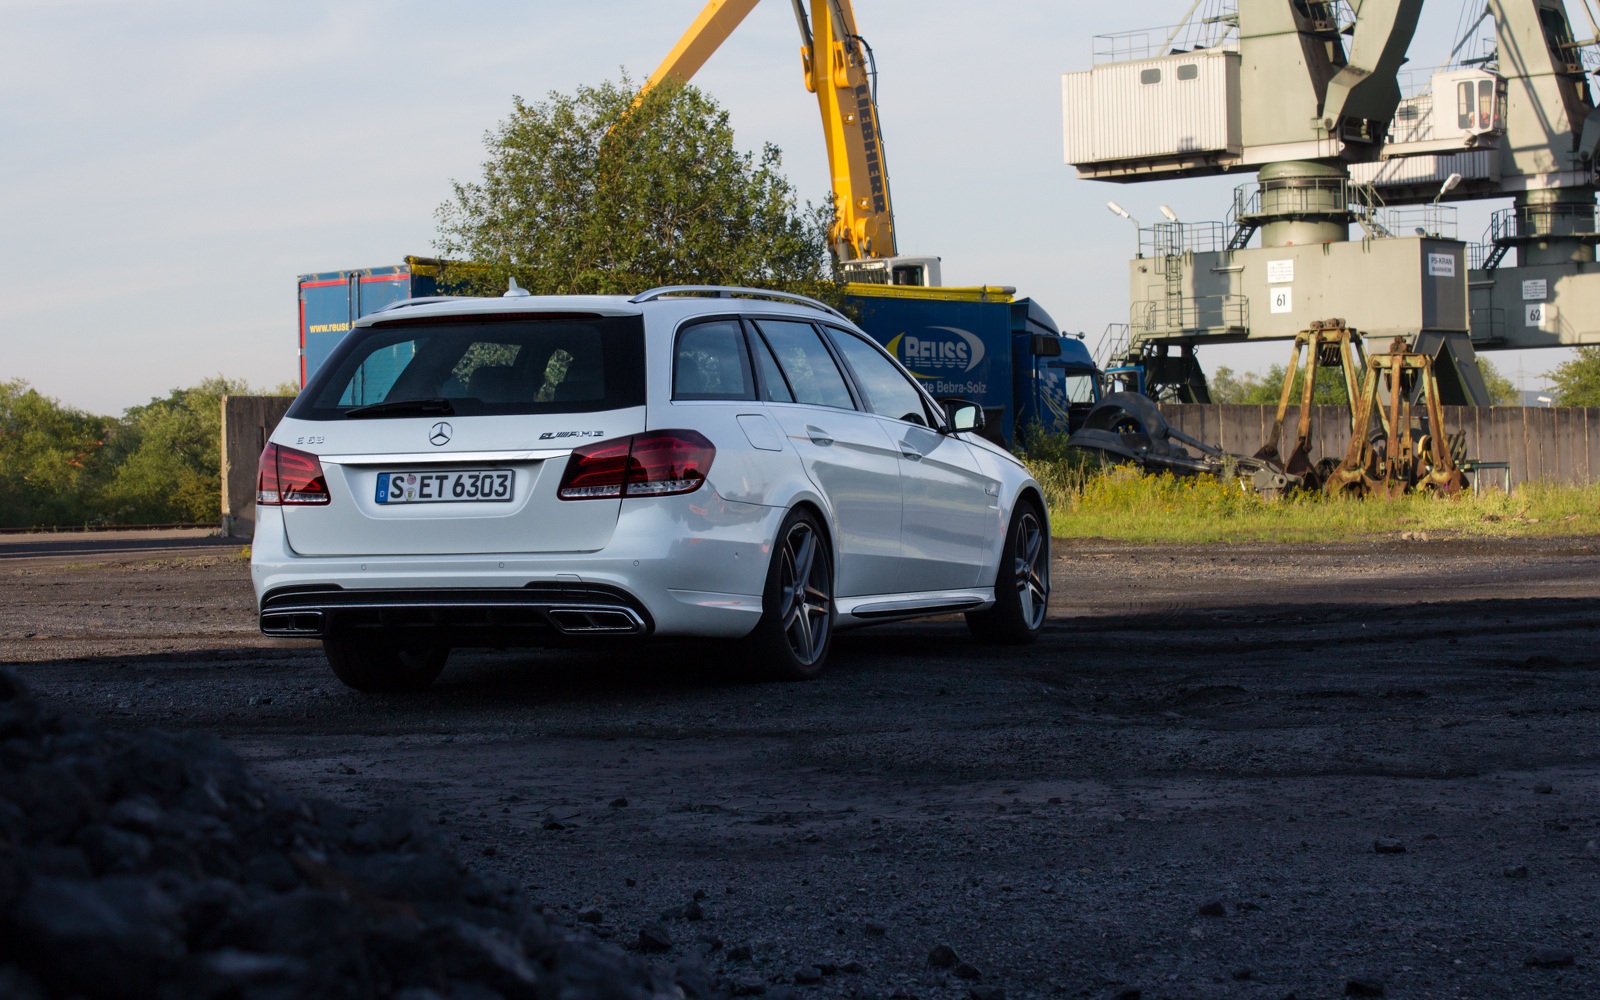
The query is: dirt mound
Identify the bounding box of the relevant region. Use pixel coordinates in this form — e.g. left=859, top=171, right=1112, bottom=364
left=0, top=668, right=710, bottom=999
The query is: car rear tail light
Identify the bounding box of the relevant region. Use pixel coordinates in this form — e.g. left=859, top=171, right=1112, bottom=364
left=257, top=442, right=331, bottom=506
left=557, top=430, right=714, bottom=500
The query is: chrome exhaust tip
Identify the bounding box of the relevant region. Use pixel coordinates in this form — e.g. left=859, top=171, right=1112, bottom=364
left=547, top=608, right=645, bottom=635
left=260, top=610, right=325, bottom=638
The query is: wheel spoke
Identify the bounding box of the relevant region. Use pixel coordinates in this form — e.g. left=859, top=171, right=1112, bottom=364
left=1012, top=513, right=1048, bottom=629
left=791, top=529, right=815, bottom=592
left=778, top=522, right=830, bottom=666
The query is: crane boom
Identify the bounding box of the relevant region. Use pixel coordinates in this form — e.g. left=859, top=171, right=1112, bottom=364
left=642, top=0, right=897, bottom=263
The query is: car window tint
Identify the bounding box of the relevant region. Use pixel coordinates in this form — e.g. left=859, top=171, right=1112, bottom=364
left=338, top=341, right=418, bottom=406
left=291, top=316, right=645, bottom=419
left=754, top=320, right=855, bottom=410
left=827, top=328, right=930, bottom=426
left=674, top=320, right=754, bottom=400
left=747, top=327, right=795, bottom=403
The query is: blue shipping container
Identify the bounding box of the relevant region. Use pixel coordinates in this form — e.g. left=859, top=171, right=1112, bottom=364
left=297, top=256, right=447, bottom=388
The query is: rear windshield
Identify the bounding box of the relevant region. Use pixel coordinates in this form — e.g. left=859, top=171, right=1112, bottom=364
left=288, top=315, right=646, bottom=421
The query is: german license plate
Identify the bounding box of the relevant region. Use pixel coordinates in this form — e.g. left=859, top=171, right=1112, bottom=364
left=375, top=470, right=514, bottom=504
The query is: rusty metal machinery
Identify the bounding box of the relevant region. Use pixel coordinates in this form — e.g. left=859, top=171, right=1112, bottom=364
left=1254, top=319, right=1370, bottom=489
left=1324, top=336, right=1470, bottom=497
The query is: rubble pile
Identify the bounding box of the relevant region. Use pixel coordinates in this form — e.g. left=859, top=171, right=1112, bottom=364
left=0, top=669, right=709, bottom=1000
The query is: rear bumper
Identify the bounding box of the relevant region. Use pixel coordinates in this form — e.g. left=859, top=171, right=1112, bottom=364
left=258, top=584, right=651, bottom=641
left=249, top=496, right=780, bottom=640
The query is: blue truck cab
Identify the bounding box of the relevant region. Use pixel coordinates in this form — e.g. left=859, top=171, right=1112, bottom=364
left=843, top=284, right=1102, bottom=448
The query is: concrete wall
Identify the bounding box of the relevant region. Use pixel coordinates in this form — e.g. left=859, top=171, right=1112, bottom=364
left=220, top=396, right=295, bottom=538
left=1160, top=404, right=1600, bottom=489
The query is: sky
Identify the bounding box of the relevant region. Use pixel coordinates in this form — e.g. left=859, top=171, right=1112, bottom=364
left=0, top=0, right=1573, bottom=414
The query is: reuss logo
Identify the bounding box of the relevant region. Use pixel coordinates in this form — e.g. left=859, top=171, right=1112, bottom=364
left=886, top=327, right=986, bottom=376
left=428, top=421, right=453, bottom=447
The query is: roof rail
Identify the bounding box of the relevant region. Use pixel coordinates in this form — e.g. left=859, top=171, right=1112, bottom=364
left=369, top=296, right=464, bottom=315
left=629, top=285, right=846, bottom=321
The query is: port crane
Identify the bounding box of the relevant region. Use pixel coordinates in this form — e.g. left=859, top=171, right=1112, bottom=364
left=1063, top=1, right=1600, bottom=404
left=640, top=0, right=940, bottom=286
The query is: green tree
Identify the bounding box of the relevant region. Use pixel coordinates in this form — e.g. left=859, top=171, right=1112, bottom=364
left=100, top=376, right=253, bottom=524
left=1548, top=346, right=1600, bottom=406
left=434, top=77, right=835, bottom=299
left=0, top=380, right=113, bottom=528
left=1475, top=356, right=1519, bottom=405
left=1208, top=363, right=1350, bottom=405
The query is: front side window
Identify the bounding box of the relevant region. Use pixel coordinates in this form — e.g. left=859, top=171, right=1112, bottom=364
left=673, top=319, right=754, bottom=400
left=289, top=315, right=645, bottom=420
left=753, top=320, right=856, bottom=410
left=826, top=328, right=931, bottom=425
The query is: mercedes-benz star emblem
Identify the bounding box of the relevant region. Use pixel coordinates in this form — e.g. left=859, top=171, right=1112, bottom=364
left=428, top=421, right=453, bottom=447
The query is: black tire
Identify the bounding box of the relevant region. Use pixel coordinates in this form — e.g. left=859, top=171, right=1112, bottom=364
left=322, top=634, right=449, bottom=692
left=966, top=500, right=1050, bottom=644
left=747, top=507, right=834, bottom=680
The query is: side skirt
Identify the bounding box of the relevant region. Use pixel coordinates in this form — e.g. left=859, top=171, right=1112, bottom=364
left=834, top=589, right=995, bottom=629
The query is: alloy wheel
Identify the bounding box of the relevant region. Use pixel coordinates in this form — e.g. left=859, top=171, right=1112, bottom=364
left=1012, top=510, right=1049, bottom=631
left=779, top=521, right=831, bottom=666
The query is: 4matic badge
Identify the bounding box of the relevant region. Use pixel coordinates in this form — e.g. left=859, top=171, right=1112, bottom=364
left=539, top=430, right=605, bottom=440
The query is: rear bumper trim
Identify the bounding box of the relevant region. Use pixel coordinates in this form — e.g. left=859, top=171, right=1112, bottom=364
left=258, top=585, right=652, bottom=640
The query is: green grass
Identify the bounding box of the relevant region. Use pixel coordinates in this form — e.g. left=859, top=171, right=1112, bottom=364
left=1026, top=460, right=1600, bottom=544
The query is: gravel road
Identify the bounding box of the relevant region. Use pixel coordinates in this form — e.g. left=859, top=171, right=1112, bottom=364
left=4, top=528, right=1600, bottom=999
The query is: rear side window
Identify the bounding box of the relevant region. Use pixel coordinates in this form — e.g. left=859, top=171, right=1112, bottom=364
left=754, top=320, right=856, bottom=410
left=827, top=328, right=931, bottom=426
left=289, top=315, right=645, bottom=420
left=673, top=319, right=754, bottom=400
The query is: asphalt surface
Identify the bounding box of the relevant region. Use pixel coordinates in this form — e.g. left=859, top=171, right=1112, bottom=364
left=4, top=529, right=1600, bottom=999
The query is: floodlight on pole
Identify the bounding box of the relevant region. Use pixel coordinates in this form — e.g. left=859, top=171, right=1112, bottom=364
left=1434, top=172, right=1464, bottom=205
left=1159, top=204, right=1180, bottom=223
left=1107, top=201, right=1143, bottom=254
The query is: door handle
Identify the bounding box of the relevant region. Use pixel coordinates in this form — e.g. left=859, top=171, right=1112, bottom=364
left=806, top=425, right=833, bottom=446
left=899, top=444, right=923, bottom=461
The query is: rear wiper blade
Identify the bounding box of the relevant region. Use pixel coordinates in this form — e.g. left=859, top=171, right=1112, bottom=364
left=344, top=397, right=455, bottom=419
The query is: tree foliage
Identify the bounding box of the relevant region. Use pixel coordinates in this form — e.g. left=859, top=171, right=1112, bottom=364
left=1208, top=363, right=1351, bottom=405
left=0, top=378, right=295, bottom=529
left=0, top=380, right=113, bottom=529
left=434, top=77, right=835, bottom=299
left=1548, top=346, right=1600, bottom=406
left=100, top=377, right=256, bottom=524
left=1476, top=356, right=1519, bottom=406
left=1211, top=356, right=1521, bottom=406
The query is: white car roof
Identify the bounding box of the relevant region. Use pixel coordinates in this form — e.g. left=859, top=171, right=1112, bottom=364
left=357, top=286, right=847, bottom=329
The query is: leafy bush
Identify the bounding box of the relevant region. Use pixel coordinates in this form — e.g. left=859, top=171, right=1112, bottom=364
left=0, top=378, right=294, bottom=529
left=0, top=380, right=114, bottom=529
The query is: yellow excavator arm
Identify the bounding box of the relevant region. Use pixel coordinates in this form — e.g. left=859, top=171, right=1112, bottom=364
left=641, top=0, right=896, bottom=262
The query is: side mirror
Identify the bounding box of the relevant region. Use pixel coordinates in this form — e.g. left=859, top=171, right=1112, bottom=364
left=1030, top=334, right=1063, bottom=358
left=941, top=399, right=985, bottom=433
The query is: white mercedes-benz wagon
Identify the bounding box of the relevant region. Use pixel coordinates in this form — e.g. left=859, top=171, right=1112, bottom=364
left=252, top=286, right=1050, bottom=690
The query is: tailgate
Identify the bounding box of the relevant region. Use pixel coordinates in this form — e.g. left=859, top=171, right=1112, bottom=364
left=278, top=409, right=645, bottom=557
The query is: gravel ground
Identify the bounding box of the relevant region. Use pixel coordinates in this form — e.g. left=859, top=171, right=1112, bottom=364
left=4, top=528, right=1600, bottom=999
